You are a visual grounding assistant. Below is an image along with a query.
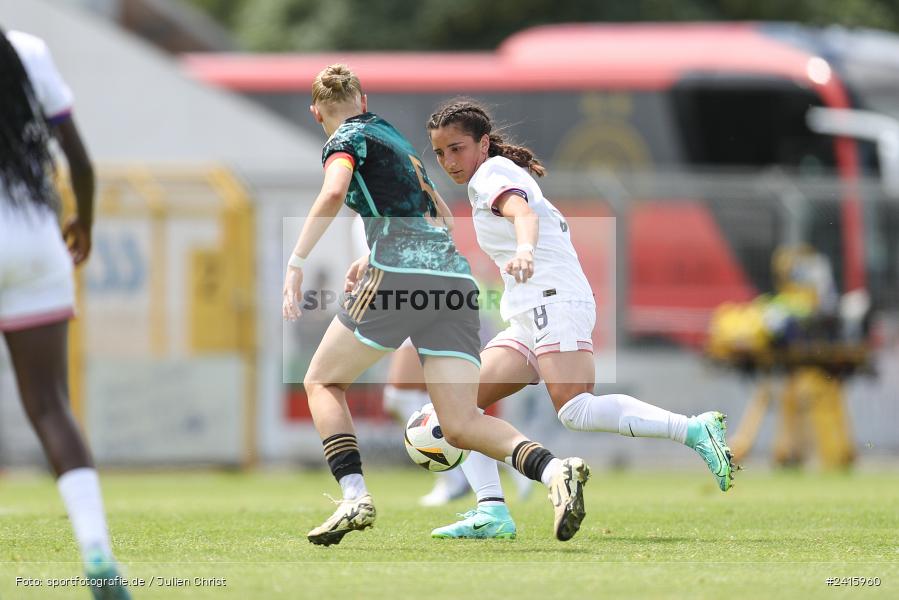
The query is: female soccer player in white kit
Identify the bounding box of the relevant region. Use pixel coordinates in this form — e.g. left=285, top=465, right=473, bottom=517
left=426, top=99, right=736, bottom=539
left=0, top=28, right=130, bottom=598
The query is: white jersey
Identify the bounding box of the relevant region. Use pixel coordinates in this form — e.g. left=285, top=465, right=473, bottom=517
left=351, top=213, right=370, bottom=255
left=0, top=32, right=75, bottom=329
left=7, top=31, right=73, bottom=123
left=468, top=156, right=594, bottom=320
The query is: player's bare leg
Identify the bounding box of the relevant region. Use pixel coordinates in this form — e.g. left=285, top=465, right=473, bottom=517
left=539, top=350, right=735, bottom=491
left=423, top=355, right=589, bottom=541
left=422, top=355, right=523, bottom=460
left=431, top=347, right=535, bottom=539
left=475, top=346, right=536, bottom=410
left=304, top=317, right=388, bottom=435
left=5, top=322, right=92, bottom=474
left=539, top=350, right=595, bottom=413
left=5, top=322, right=130, bottom=599
left=383, top=344, right=469, bottom=506
left=303, top=317, right=388, bottom=546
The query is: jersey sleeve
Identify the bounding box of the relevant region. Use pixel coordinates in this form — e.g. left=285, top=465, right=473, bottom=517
left=351, top=214, right=370, bottom=254
left=471, top=159, right=530, bottom=216
left=321, top=124, right=367, bottom=171
left=9, top=32, right=73, bottom=124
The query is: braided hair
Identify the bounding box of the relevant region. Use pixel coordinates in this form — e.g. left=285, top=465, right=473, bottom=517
left=427, top=99, right=546, bottom=177
left=0, top=27, right=56, bottom=210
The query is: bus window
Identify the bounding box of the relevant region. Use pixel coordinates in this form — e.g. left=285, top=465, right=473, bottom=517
left=670, top=79, right=847, bottom=294
left=671, top=78, right=836, bottom=170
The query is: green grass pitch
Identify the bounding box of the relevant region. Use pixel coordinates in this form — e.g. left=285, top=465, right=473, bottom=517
left=1, top=468, right=897, bottom=599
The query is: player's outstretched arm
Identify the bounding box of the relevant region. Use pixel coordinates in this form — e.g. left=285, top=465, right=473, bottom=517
left=292, top=161, right=354, bottom=259
left=283, top=162, right=353, bottom=320
left=496, top=193, right=538, bottom=283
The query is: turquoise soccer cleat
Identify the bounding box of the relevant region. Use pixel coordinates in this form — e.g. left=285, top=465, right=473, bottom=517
left=84, top=550, right=132, bottom=600
left=431, top=504, right=517, bottom=539
left=686, top=411, right=736, bottom=491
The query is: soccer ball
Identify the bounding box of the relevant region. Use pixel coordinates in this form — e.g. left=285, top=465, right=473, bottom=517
left=404, top=403, right=469, bottom=472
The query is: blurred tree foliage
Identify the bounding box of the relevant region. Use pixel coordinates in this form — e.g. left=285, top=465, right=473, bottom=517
left=183, top=0, right=899, bottom=51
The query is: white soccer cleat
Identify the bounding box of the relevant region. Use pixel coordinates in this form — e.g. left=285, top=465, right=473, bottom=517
left=307, top=494, right=376, bottom=546
left=548, top=457, right=590, bottom=541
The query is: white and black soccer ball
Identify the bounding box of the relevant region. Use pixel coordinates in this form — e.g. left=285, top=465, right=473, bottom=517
left=404, top=403, right=469, bottom=472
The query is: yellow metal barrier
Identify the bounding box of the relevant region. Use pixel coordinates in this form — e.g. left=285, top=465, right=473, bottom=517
left=59, top=165, right=257, bottom=467
left=56, top=176, right=84, bottom=422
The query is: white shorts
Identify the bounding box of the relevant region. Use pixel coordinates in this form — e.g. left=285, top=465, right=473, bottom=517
left=485, top=300, right=595, bottom=364
left=0, top=204, right=74, bottom=331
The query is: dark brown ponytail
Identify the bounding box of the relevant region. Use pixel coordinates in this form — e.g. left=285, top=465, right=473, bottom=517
left=427, top=98, right=545, bottom=177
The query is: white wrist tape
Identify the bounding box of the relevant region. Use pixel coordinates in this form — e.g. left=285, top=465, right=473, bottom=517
left=288, top=254, right=306, bottom=269
left=516, top=243, right=535, bottom=255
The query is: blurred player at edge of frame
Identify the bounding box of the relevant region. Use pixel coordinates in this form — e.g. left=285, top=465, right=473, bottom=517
left=0, top=27, right=131, bottom=599
left=282, top=63, right=590, bottom=545
left=425, top=98, right=737, bottom=539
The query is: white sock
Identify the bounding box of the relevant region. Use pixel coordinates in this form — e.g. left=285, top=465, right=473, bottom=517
left=56, top=468, right=112, bottom=559
left=338, top=473, right=368, bottom=500
left=460, top=451, right=505, bottom=503
left=540, top=458, right=564, bottom=487
left=383, top=385, right=430, bottom=424
left=441, top=463, right=470, bottom=491
left=558, top=393, right=689, bottom=443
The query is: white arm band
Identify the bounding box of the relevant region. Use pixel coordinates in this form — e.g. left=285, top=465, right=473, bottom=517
left=288, top=254, right=306, bottom=269
left=516, top=243, right=535, bottom=255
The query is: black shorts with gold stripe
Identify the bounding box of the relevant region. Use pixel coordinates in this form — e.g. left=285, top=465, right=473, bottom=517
left=337, top=265, right=482, bottom=367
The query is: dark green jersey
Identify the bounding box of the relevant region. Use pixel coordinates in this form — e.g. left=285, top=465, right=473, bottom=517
left=322, top=112, right=472, bottom=279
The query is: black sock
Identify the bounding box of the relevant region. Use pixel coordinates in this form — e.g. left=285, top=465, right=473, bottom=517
left=322, top=433, right=362, bottom=481
left=477, top=496, right=506, bottom=505
left=511, top=441, right=555, bottom=482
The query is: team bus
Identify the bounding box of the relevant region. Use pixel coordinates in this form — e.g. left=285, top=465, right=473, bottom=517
left=185, top=23, right=899, bottom=345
